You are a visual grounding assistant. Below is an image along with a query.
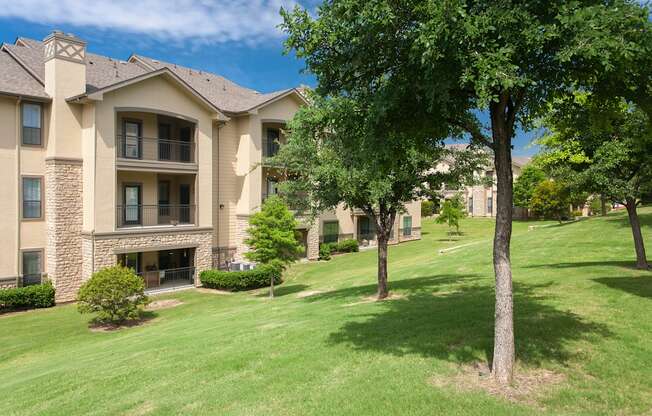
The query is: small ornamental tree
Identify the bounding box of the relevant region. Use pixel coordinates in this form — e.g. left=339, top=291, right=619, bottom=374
left=436, top=194, right=467, bottom=238
left=529, top=180, right=570, bottom=222
left=513, top=165, right=546, bottom=210
left=77, top=265, right=149, bottom=325
left=244, top=196, right=304, bottom=298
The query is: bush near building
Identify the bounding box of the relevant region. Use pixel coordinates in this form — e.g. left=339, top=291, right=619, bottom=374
left=200, top=265, right=282, bottom=291
left=0, top=282, right=55, bottom=312
left=319, top=239, right=360, bottom=261
left=77, top=266, right=149, bottom=325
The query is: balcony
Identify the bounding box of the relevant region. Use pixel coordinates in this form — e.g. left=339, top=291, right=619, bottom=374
left=116, top=135, right=196, bottom=164
left=116, top=204, right=196, bottom=228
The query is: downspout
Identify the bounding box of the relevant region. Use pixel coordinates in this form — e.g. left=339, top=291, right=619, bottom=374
left=15, top=98, right=22, bottom=283
left=91, top=105, right=97, bottom=275
left=216, top=121, right=222, bottom=265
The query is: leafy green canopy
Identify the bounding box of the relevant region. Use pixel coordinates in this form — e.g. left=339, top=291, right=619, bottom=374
left=273, top=94, right=484, bottom=227
left=538, top=95, right=652, bottom=205
left=282, top=1, right=651, bottom=146
left=244, top=196, right=304, bottom=269
left=530, top=180, right=570, bottom=221
left=513, top=165, right=546, bottom=208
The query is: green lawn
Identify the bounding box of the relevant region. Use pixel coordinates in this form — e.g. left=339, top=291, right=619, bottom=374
left=2, top=209, right=651, bottom=415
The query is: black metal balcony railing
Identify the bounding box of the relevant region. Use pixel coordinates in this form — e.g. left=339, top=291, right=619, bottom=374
left=116, top=135, right=196, bottom=163
left=138, top=267, right=195, bottom=290
left=116, top=204, right=196, bottom=228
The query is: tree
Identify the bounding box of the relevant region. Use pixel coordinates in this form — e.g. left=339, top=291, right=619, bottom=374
left=244, top=196, right=304, bottom=298
left=281, top=0, right=651, bottom=383
left=436, top=194, right=466, bottom=238
left=529, top=180, right=570, bottom=222
left=539, top=95, right=652, bottom=269
left=421, top=200, right=436, bottom=218
left=513, top=165, right=546, bottom=210
left=274, top=94, right=482, bottom=299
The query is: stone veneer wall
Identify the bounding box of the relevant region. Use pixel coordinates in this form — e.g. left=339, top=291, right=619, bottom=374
left=306, top=221, right=320, bottom=260
left=81, top=234, right=93, bottom=282
left=92, top=229, right=213, bottom=285
left=46, top=159, right=83, bottom=302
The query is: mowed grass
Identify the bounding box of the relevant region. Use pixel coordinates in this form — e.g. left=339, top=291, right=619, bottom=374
left=1, top=208, right=651, bottom=415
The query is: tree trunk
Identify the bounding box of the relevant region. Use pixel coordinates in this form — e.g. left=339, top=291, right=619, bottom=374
left=370, top=207, right=395, bottom=300
left=490, top=100, right=515, bottom=385
left=269, top=273, right=275, bottom=298
left=601, top=195, right=607, bottom=216
left=377, top=233, right=389, bottom=299
left=625, top=198, right=649, bottom=270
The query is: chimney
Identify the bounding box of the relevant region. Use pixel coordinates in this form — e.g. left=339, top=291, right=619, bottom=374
left=43, top=30, right=87, bottom=98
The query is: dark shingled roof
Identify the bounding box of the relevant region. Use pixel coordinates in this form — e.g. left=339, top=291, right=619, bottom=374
left=1, top=37, right=298, bottom=113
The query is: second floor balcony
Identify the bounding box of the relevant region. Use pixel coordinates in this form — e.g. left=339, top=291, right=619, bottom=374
left=116, top=135, right=196, bottom=164
left=116, top=204, right=196, bottom=228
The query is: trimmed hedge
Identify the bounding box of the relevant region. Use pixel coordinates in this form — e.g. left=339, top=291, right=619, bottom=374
left=336, top=239, right=359, bottom=253
left=0, top=282, right=55, bottom=311
left=200, top=265, right=282, bottom=291
left=319, top=239, right=360, bottom=261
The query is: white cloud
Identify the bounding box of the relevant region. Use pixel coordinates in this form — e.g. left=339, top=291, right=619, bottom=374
left=0, top=0, right=298, bottom=44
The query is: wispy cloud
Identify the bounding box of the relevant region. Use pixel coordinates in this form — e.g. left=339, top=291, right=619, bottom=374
left=0, top=0, right=297, bottom=44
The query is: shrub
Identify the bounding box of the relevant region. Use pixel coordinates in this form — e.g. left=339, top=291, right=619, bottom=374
left=200, top=265, right=282, bottom=291
left=336, top=239, right=359, bottom=253
left=0, top=282, right=55, bottom=311
left=421, top=200, right=435, bottom=217
left=319, top=243, right=332, bottom=260
left=571, top=209, right=583, bottom=218
left=77, top=266, right=149, bottom=324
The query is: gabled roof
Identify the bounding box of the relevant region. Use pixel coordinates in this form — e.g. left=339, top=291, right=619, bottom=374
left=67, top=67, right=227, bottom=120
left=0, top=36, right=305, bottom=115
left=129, top=54, right=306, bottom=114
left=0, top=48, right=49, bottom=100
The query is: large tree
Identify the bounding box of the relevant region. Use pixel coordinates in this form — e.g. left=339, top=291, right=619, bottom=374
left=539, top=95, right=652, bottom=269
left=274, top=93, right=482, bottom=299
left=282, top=0, right=651, bottom=383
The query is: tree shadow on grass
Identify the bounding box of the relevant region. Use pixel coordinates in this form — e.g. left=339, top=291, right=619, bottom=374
left=593, top=276, right=652, bottom=299
left=603, top=211, right=652, bottom=228
left=254, top=283, right=310, bottom=298
left=302, top=274, right=481, bottom=304
left=522, top=260, right=640, bottom=270
left=323, top=280, right=611, bottom=368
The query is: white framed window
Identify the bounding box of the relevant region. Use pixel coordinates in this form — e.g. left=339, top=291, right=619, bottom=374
left=22, top=102, right=42, bottom=145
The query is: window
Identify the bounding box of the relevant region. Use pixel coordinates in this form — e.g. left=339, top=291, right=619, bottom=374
left=358, top=216, right=375, bottom=239
left=323, top=221, right=339, bottom=244
left=485, top=170, right=494, bottom=178
left=123, top=184, right=142, bottom=225
left=266, top=178, right=278, bottom=199
left=265, top=128, right=280, bottom=157
left=468, top=196, right=474, bottom=215
left=158, top=181, right=170, bottom=216
left=487, top=196, right=493, bottom=215
left=22, top=177, right=42, bottom=219
left=403, top=216, right=412, bottom=237
left=22, top=250, right=42, bottom=286
left=123, top=120, right=142, bottom=159
left=22, top=103, right=42, bottom=145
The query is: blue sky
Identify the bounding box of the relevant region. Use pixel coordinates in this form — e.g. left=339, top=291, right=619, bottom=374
left=0, top=0, right=538, bottom=156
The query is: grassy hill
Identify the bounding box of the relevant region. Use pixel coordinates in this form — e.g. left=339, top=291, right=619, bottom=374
left=1, top=208, right=651, bottom=415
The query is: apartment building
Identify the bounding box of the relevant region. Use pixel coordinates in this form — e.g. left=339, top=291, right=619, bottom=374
left=0, top=32, right=420, bottom=301
left=439, top=144, right=531, bottom=218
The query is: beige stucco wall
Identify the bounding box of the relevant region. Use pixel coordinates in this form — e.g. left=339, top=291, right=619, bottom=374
left=92, top=75, right=215, bottom=233
left=0, top=96, right=49, bottom=280
left=0, top=96, right=19, bottom=278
